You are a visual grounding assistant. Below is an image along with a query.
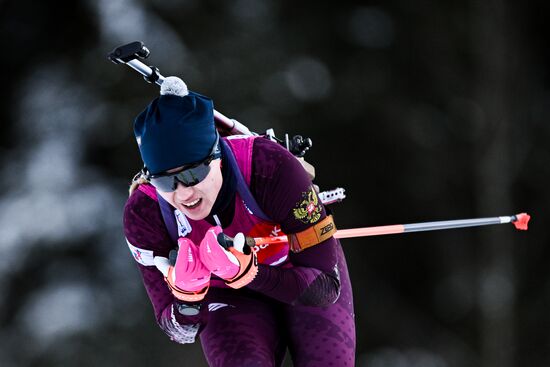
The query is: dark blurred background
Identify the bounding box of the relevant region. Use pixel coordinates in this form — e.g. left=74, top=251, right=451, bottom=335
left=1, top=0, right=548, bottom=366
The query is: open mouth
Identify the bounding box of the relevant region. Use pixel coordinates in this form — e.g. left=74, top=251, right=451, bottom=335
left=182, top=198, right=202, bottom=209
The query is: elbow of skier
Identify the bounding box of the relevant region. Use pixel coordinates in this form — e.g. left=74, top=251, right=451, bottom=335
left=294, top=268, right=341, bottom=307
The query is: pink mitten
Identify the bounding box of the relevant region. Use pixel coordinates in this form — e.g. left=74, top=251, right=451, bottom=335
left=199, top=226, right=258, bottom=289
left=154, top=238, right=211, bottom=302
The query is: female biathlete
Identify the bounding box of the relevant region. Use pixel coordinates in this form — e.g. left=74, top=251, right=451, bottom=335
left=123, top=77, right=356, bottom=367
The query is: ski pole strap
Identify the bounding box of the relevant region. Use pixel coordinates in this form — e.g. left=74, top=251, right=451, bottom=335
left=288, top=215, right=337, bottom=253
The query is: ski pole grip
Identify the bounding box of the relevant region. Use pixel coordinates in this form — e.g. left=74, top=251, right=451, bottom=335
left=216, top=233, right=252, bottom=255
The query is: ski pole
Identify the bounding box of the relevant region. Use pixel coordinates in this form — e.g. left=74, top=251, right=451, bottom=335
left=249, top=213, right=531, bottom=246
left=107, top=41, right=253, bottom=136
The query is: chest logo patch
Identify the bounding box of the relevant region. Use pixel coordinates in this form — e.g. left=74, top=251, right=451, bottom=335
left=247, top=223, right=289, bottom=265
left=293, top=186, right=322, bottom=224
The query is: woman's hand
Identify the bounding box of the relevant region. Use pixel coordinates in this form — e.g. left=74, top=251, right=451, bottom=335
left=199, top=226, right=258, bottom=289
left=154, top=238, right=211, bottom=302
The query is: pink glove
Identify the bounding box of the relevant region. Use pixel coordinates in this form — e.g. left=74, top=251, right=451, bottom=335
left=154, top=238, right=211, bottom=302
left=199, top=226, right=258, bottom=289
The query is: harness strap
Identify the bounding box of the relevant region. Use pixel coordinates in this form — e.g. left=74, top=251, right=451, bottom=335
left=137, top=183, right=180, bottom=243
left=220, top=139, right=272, bottom=223
left=158, top=195, right=180, bottom=243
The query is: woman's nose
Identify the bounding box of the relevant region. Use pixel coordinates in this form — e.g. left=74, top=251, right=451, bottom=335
left=174, top=182, right=194, bottom=198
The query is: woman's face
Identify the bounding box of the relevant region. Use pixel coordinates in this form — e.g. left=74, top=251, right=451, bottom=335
left=157, top=158, right=223, bottom=221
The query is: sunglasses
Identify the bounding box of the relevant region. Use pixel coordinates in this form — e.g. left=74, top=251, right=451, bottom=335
left=147, top=135, right=221, bottom=192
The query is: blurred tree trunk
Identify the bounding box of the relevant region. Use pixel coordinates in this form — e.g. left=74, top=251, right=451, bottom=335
left=471, top=1, right=521, bottom=366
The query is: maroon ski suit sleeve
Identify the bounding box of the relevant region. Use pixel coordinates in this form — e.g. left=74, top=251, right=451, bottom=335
left=123, top=191, right=206, bottom=344
left=246, top=138, right=342, bottom=306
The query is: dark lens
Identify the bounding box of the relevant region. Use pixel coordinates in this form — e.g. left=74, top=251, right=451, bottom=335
left=149, top=163, right=212, bottom=192
left=174, top=163, right=211, bottom=186
left=149, top=158, right=214, bottom=192
left=149, top=175, right=177, bottom=192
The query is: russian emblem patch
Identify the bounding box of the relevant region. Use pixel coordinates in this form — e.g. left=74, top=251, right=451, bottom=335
left=293, top=186, right=322, bottom=224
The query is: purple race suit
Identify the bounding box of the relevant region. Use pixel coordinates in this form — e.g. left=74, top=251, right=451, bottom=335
left=124, top=136, right=356, bottom=367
